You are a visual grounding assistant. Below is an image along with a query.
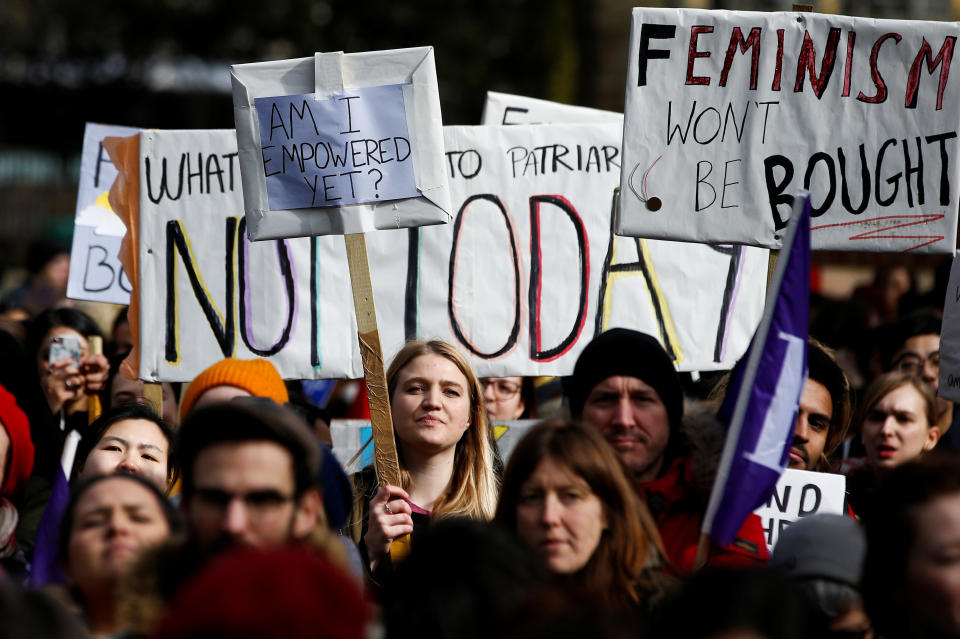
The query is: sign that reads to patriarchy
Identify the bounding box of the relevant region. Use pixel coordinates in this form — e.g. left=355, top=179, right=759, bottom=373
left=255, top=85, right=419, bottom=209
left=133, top=125, right=766, bottom=382
left=619, top=8, right=960, bottom=253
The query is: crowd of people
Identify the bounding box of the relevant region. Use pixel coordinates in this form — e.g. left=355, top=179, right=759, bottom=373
left=0, top=240, right=957, bottom=638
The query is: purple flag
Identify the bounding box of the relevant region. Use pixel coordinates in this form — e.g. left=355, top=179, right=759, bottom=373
left=29, top=429, right=81, bottom=587
left=702, top=195, right=811, bottom=547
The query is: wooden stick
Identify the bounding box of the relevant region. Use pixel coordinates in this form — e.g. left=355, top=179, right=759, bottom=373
left=766, top=249, right=780, bottom=296
left=87, top=336, right=103, bottom=425
left=343, top=233, right=410, bottom=560
left=693, top=532, right=711, bottom=571
left=143, top=382, right=163, bottom=417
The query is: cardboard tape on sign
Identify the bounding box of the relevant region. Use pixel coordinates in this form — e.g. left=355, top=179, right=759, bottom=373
left=314, top=51, right=344, bottom=98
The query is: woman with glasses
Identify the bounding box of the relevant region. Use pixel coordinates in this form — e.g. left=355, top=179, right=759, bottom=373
left=480, top=377, right=534, bottom=422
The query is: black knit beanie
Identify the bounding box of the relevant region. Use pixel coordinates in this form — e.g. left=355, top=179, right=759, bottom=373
left=565, top=328, right=683, bottom=429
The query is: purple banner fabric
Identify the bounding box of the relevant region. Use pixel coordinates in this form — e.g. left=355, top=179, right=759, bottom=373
left=707, top=196, right=811, bottom=547
left=29, top=465, right=70, bottom=587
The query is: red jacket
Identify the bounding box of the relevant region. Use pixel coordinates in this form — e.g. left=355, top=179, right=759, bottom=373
left=636, top=456, right=769, bottom=573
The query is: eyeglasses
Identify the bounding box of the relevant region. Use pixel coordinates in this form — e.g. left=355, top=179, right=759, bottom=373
left=192, top=488, right=295, bottom=515
left=892, top=350, right=940, bottom=375
left=480, top=378, right=521, bottom=400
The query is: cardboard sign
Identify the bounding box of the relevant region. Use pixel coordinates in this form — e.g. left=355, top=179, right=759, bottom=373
left=481, top=91, right=623, bottom=125
left=67, top=122, right=139, bottom=304
left=753, top=468, right=846, bottom=550
left=255, top=85, right=418, bottom=209
left=939, top=255, right=960, bottom=402
left=619, top=9, right=960, bottom=254
left=231, top=48, right=451, bottom=240
left=135, top=125, right=766, bottom=382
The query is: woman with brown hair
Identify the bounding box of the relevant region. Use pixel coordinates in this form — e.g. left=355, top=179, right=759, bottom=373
left=347, top=340, right=498, bottom=577
left=494, top=418, right=671, bottom=610
left=847, top=370, right=941, bottom=519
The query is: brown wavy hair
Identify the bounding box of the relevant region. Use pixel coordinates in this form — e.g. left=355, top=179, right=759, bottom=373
left=386, top=340, right=498, bottom=520
left=494, top=418, right=668, bottom=608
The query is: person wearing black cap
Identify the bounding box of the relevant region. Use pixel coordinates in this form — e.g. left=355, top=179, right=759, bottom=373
left=566, top=328, right=768, bottom=571
left=771, top=514, right=873, bottom=638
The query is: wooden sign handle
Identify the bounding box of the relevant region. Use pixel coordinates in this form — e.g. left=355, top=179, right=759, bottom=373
left=143, top=382, right=163, bottom=418
left=87, top=336, right=103, bottom=425
left=343, top=233, right=410, bottom=560
left=344, top=233, right=402, bottom=487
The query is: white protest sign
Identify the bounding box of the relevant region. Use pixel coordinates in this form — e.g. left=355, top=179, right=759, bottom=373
left=67, top=122, right=139, bottom=304
left=231, top=48, right=451, bottom=240
left=136, top=125, right=766, bottom=382
left=255, top=86, right=417, bottom=209
left=939, top=255, right=960, bottom=402
left=753, top=468, right=846, bottom=550
left=481, top=91, right=623, bottom=125
left=619, top=9, right=960, bottom=254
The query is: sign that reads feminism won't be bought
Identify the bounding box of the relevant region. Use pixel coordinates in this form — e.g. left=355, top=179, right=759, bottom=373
left=255, top=84, right=419, bottom=211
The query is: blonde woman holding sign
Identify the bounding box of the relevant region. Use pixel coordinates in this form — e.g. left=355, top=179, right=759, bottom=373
left=347, top=340, right=498, bottom=581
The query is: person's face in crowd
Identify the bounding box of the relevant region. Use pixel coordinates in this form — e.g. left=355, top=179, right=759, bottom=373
left=36, top=327, right=88, bottom=376
left=515, top=455, right=606, bottom=575
left=112, top=319, right=132, bottom=358
left=789, top=379, right=832, bottom=471
left=110, top=374, right=178, bottom=426
left=190, top=385, right=253, bottom=413
left=862, top=383, right=939, bottom=469
left=481, top=377, right=525, bottom=422
left=184, top=441, right=319, bottom=553
left=65, top=476, right=171, bottom=590
left=892, top=334, right=946, bottom=417
left=39, top=253, right=70, bottom=292
left=391, top=354, right=471, bottom=457
left=904, top=491, right=960, bottom=637
left=580, top=376, right=670, bottom=482
left=79, top=419, right=169, bottom=489
left=829, top=605, right=874, bottom=639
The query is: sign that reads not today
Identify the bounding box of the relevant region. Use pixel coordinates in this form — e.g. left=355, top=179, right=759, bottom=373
left=255, top=84, right=419, bottom=210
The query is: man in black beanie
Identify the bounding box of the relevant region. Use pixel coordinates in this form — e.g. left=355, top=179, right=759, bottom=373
left=566, top=328, right=682, bottom=483
left=566, top=328, right=768, bottom=571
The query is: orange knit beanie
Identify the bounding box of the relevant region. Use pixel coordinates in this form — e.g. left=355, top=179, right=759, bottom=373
left=180, top=358, right=289, bottom=421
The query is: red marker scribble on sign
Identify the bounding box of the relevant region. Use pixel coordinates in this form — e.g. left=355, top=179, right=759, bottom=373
left=811, top=214, right=945, bottom=253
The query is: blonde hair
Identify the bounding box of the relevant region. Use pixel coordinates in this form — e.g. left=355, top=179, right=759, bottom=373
left=385, top=340, right=498, bottom=521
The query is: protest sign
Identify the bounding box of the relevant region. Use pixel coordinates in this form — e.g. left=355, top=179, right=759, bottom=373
left=67, top=122, right=139, bottom=304
left=753, top=468, right=846, bottom=550
left=480, top=91, right=623, bottom=125
left=231, top=48, right=451, bottom=240
left=938, top=255, right=960, bottom=402
left=134, top=125, right=766, bottom=382
left=619, top=9, right=960, bottom=253
left=255, top=85, right=418, bottom=209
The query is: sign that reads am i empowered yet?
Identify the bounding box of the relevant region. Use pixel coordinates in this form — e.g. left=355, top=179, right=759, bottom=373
left=255, top=84, right=419, bottom=210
